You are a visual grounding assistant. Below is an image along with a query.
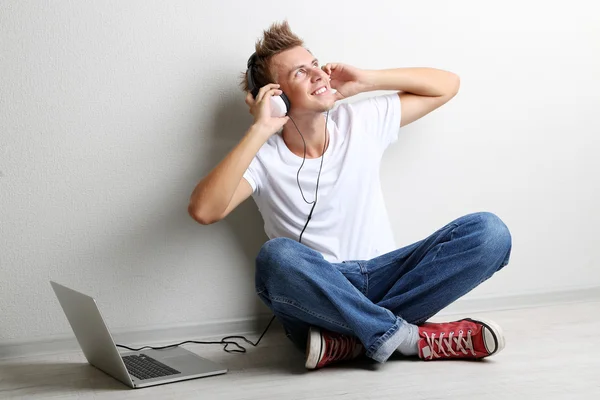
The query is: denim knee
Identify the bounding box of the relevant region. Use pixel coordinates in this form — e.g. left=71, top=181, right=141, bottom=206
left=256, top=237, right=298, bottom=265
left=255, top=237, right=303, bottom=291
left=473, top=212, right=512, bottom=269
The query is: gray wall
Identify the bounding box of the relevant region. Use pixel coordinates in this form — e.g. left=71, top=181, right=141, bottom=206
left=1, top=0, right=598, bottom=346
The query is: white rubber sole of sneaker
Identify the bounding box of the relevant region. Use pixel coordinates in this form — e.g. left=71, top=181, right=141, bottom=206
left=305, top=327, right=323, bottom=370
left=471, top=318, right=506, bottom=356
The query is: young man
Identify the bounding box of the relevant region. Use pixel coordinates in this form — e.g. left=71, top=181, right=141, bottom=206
left=188, top=21, right=512, bottom=370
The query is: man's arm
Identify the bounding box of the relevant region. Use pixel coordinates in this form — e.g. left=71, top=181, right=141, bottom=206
left=188, top=84, right=288, bottom=225
left=188, top=125, right=268, bottom=225
left=323, top=64, right=460, bottom=127
left=365, top=68, right=460, bottom=127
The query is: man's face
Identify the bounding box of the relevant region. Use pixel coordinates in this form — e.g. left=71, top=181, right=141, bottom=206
left=271, top=46, right=336, bottom=114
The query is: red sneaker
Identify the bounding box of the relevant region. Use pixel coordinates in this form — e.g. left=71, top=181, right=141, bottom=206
left=305, top=327, right=364, bottom=369
left=418, top=318, right=505, bottom=361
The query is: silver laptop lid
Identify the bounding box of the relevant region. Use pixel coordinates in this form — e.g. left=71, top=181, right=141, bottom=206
left=50, top=281, right=133, bottom=387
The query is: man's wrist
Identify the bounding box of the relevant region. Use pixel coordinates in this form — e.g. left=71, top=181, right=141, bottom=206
left=247, top=123, right=275, bottom=140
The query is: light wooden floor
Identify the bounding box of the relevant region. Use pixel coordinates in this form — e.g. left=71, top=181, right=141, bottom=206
left=1, top=302, right=599, bottom=399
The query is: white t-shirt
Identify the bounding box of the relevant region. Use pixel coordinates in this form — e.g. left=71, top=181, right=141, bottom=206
left=243, top=93, right=401, bottom=263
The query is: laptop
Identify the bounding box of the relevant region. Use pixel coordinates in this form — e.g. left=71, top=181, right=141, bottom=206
left=50, top=281, right=227, bottom=388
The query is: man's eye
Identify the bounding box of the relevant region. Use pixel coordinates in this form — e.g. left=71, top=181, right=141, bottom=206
left=295, top=69, right=305, bottom=77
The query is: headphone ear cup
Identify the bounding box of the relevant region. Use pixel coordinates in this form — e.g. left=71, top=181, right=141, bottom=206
left=279, top=92, right=291, bottom=115
left=270, top=95, right=288, bottom=118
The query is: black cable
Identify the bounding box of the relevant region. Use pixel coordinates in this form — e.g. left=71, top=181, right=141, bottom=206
left=289, top=111, right=329, bottom=243
left=116, top=314, right=276, bottom=354
left=116, top=113, right=329, bottom=355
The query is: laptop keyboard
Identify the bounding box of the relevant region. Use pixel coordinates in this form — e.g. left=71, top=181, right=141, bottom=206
left=122, top=354, right=181, bottom=380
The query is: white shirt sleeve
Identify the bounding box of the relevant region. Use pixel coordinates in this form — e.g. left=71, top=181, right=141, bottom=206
left=242, top=156, right=263, bottom=196
left=346, top=93, right=402, bottom=151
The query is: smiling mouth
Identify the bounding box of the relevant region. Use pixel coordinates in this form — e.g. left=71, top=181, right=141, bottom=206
left=311, top=87, right=328, bottom=96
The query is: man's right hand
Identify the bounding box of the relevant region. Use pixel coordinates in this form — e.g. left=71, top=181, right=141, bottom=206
left=245, top=83, right=289, bottom=136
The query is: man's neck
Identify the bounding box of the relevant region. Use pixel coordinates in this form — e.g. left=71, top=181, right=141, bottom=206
left=282, top=112, right=329, bottom=158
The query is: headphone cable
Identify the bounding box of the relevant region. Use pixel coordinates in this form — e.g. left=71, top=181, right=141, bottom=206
left=116, top=112, right=329, bottom=355
left=116, top=313, right=276, bottom=354
left=289, top=111, right=329, bottom=243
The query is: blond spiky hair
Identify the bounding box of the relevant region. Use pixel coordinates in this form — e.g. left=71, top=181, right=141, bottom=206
left=240, top=21, right=304, bottom=92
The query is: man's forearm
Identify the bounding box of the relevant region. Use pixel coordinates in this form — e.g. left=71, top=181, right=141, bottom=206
left=363, top=68, right=460, bottom=97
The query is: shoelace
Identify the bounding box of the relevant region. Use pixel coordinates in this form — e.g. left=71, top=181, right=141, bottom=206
left=423, top=329, right=476, bottom=359
left=324, top=335, right=359, bottom=362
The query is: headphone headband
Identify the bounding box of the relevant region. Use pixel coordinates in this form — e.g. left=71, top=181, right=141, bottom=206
left=247, top=52, right=258, bottom=69
left=245, top=52, right=290, bottom=114
left=246, top=53, right=259, bottom=97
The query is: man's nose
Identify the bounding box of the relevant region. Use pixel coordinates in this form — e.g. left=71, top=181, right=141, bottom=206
left=311, top=71, right=324, bottom=82
left=310, top=67, right=327, bottom=82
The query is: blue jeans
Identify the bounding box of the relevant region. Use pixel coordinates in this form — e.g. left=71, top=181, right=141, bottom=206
left=254, top=212, right=512, bottom=363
